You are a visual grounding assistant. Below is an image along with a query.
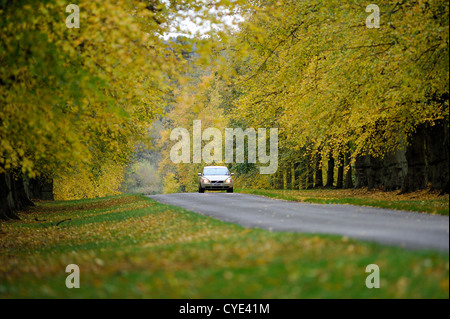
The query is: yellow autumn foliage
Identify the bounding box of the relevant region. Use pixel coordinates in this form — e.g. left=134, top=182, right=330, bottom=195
left=1, top=0, right=246, bottom=200
left=54, top=161, right=125, bottom=200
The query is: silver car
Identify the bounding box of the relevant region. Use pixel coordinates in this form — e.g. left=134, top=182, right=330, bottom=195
left=198, top=166, right=234, bottom=193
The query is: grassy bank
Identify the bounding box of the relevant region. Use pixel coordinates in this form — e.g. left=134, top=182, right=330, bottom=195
left=237, top=188, right=450, bottom=216
left=0, top=194, right=448, bottom=298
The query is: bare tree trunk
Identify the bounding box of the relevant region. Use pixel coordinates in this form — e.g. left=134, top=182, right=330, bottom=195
left=355, top=155, right=369, bottom=188
left=0, top=172, right=54, bottom=220
left=300, top=171, right=307, bottom=190
left=11, top=171, right=35, bottom=210
left=307, top=159, right=314, bottom=189
left=344, top=152, right=353, bottom=188
left=291, top=166, right=296, bottom=190
left=382, top=146, right=407, bottom=191
left=426, top=119, right=449, bottom=193
left=402, top=124, right=428, bottom=193
left=0, top=172, right=20, bottom=220
left=367, top=156, right=383, bottom=190
left=298, top=160, right=307, bottom=190
left=336, top=152, right=344, bottom=189
left=40, top=179, right=54, bottom=200
left=275, top=169, right=282, bottom=189
left=325, top=151, right=334, bottom=188
left=314, top=152, right=323, bottom=188
left=28, top=178, right=43, bottom=199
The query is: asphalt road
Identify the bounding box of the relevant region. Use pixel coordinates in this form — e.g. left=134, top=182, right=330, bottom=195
left=146, top=192, right=449, bottom=252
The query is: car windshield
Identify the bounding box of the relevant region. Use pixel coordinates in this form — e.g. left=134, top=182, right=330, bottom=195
left=203, top=167, right=229, bottom=175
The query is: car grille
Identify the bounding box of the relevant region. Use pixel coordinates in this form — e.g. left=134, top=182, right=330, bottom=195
left=210, top=181, right=223, bottom=184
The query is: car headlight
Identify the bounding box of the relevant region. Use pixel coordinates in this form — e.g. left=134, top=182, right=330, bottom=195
left=202, top=178, right=210, bottom=183
left=225, top=177, right=232, bottom=183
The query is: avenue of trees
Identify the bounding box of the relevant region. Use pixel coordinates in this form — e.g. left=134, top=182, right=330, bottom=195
left=1, top=0, right=448, bottom=219
left=0, top=0, right=243, bottom=218
left=160, top=0, right=448, bottom=195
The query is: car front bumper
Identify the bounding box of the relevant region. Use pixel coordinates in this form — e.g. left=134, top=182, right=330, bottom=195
left=200, top=181, right=233, bottom=190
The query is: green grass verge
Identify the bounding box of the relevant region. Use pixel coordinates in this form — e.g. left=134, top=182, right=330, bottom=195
left=0, top=194, right=448, bottom=298
left=237, top=189, right=449, bottom=216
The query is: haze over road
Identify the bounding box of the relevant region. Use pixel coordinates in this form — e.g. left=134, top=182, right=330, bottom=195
left=147, top=193, right=449, bottom=252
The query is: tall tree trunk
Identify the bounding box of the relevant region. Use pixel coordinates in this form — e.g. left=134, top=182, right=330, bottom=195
left=367, top=156, right=383, bottom=190
left=275, top=169, right=282, bottom=189
left=28, top=178, right=43, bottom=199
left=336, top=152, right=344, bottom=189
left=291, top=166, right=296, bottom=190
left=40, top=179, right=54, bottom=200
left=298, top=160, right=307, bottom=190
left=11, top=171, right=35, bottom=210
left=355, top=154, right=369, bottom=188
left=425, top=119, right=449, bottom=193
left=344, top=152, right=353, bottom=188
left=441, top=180, right=450, bottom=195
left=314, top=152, right=323, bottom=188
left=297, top=161, right=303, bottom=189
left=307, top=158, right=314, bottom=189
left=402, top=124, right=428, bottom=193
left=300, top=171, right=307, bottom=190
left=0, top=172, right=20, bottom=220
left=382, top=145, right=408, bottom=191
left=23, top=177, right=55, bottom=200
left=325, top=151, right=334, bottom=188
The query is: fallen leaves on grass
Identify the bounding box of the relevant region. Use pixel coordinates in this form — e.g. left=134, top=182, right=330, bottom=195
left=0, top=194, right=448, bottom=299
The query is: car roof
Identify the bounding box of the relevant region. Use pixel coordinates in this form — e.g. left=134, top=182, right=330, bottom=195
left=203, top=166, right=228, bottom=169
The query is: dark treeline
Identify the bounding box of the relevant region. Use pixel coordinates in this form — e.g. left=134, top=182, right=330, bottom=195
left=0, top=173, right=53, bottom=219
left=268, top=119, right=449, bottom=194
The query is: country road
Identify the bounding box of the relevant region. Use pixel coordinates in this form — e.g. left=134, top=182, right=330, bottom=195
left=147, top=193, right=449, bottom=252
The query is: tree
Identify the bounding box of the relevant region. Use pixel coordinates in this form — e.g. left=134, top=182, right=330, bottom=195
left=0, top=0, right=245, bottom=218
left=216, top=0, right=448, bottom=192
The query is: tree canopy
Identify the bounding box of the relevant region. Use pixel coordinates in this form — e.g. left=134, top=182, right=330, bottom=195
left=1, top=0, right=448, bottom=218
left=0, top=0, right=245, bottom=216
